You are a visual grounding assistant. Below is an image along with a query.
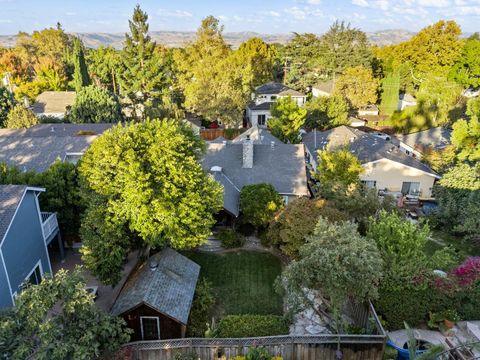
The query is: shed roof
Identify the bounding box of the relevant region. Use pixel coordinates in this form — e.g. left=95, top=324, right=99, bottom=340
left=31, top=91, right=76, bottom=115
left=302, top=126, right=438, bottom=177
left=111, top=248, right=200, bottom=325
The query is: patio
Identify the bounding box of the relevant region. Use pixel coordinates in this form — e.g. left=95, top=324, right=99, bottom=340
left=50, top=247, right=139, bottom=312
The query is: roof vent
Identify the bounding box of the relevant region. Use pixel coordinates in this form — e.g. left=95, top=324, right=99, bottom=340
left=149, top=260, right=159, bottom=271
left=50, top=126, right=55, bottom=132
left=222, top=140, right=227, bottom=145
left=270, top=141, right=275, bottom=149
left=210, top=166, right=222, bottom=172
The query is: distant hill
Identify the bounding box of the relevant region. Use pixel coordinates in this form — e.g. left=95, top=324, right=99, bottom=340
left=0, top=29, right=417, bottom=49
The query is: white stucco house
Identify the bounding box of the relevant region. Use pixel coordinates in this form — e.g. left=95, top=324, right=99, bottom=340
left=246, top=82, right=306, bottom=128
left=302, top=126, right=440, bottom=200
left=398, top=93, right=417, bottom=111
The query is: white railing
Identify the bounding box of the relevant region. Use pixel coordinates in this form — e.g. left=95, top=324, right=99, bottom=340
left=41, top=212, right=59, bottom=242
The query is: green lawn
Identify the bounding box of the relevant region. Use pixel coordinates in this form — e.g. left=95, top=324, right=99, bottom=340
left=424, top=230, right=480, bottom=257
left=379, top=72, right=400, bottom=115
left=183, top=250, right=283, bottom=317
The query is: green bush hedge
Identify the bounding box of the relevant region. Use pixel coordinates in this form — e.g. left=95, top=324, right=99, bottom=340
left=217, top=315, right=289, bottom=338
left=218, top=228, right=245, bottom=249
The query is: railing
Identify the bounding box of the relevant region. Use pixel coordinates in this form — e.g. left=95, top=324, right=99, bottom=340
left=41, top=212, right=59, bottom=243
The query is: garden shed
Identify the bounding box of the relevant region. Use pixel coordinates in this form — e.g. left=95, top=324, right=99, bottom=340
left=111, top=248, right=200, bottom=341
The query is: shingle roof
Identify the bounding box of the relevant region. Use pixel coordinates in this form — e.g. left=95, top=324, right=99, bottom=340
left=394, top=127, right=452, bottom=151
left=31, top=91, right=76, bottom=115
left=312, top=79, right=335, bottom=94
left=247, top=101, right=273, bottom=111
left=111, top=248, right=200, bottom=324
left=0, top=185, right=27, bottom=242
left=255, top=82, right=304, bottom=96
left=399, top=93, right=416, bottom=103
left=302, top=126, right=438, bottom=176
left=212, top=171, right=241, bottom=217
left=202, top=142, right=309, bottom=213
left=231, top=127, right=282, bottom=145
left=0, top=123, right=113, bottom=137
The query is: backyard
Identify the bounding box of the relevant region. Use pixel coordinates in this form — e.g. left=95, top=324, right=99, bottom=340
left=183, top=250, right=283, bottom=317
left=424, top=230, right=480, bottom=258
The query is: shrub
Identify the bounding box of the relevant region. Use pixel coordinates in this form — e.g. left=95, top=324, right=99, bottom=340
left=240, top=184, right=284, bottom=228
left=5, top=105, right=38, bottom=129
left=246, top=347, right=274, bottom=360
left=237, top=221, right=256, bottom=236
left=217, top=315, right=289, bottom=338
left=218, top=228, right=245, bottom=249
left=187, top=279, right=215, bottom=337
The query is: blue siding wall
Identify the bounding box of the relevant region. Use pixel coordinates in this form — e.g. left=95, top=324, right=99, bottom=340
left=1, top=191, right=51, bottom=304
left=0, top=254, right=13, bottom=308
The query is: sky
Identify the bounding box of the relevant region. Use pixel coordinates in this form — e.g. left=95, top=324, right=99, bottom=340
left=0, top=0, right=479, bottom=35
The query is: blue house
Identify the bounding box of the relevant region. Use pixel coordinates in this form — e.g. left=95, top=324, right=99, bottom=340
left=0, top=185, right=61, bottom=308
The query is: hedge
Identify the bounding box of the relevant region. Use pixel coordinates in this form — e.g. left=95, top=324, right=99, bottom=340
left=218, top=228, right=245, bottom=249
left=217, top=315, right=289, bottom=338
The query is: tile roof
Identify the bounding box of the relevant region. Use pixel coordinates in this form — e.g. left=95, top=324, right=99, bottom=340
left=202, top=142, right=309, bottom=214
left=111, top=248, right=200, bottom=324
left=302, top=126, right=438, bottom=177
left=231, top=127, right=282, bottom=145
left=31, top=91, right=76, bottom=115
left=394, top=127, right=452, bottom=150
left=255, top=82, right=304, bottom=96
left=0, top=185, right=28, bottom=242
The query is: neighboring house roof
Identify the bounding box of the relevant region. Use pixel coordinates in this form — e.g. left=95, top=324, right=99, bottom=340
left=255, top=82, right=304, bottom=97
left=399, top=93, right=416, bottom=103
left=247, top=101, right=273, bottom=111
left=208, top=136, right=228, bottom=144
left=312, top=79, right=335, bottom=94
left=111, top=248, right=200, bottom=325
left=0, top=123, right=113, bottom=137
left=359, top=104, right=379, bottom=112
left=231, top=127, right=282, bottom=145
left=202, top=142, right=309, bottom=215
left=302, top=126, right=438, bottom=177
left=395, top=127, right=452, bottom=151
left=31, top=91, right=76, bottom=115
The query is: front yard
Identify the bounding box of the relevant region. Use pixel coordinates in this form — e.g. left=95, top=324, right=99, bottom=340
left=183, top=250, right=283, bottom=317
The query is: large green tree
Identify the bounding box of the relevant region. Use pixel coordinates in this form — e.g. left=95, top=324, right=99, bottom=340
left=69, top=85, right=122, bottom=123
left=4, top=104, right=38, bottom=128
left=239, top=183, right=284, bottom=228
left=304, top=95, right=349, bottom=130
left=278, top=218, right=383, bottom=329
left=451, top=98, right=480, bottom=162
left=267, top=96, right=307, bottom=143
left=449, top=38, right=480, bottom=88
left=335, top=66, right=379, bottom=109
left=86, top=46, right=123, bottom=94
left=0, top=268, right=130, bottom=360
left=71, top=37, right=90, bottom=92
left=79, top=120, right=223, bottom=284
left=0, top=86, right=15, bottom=127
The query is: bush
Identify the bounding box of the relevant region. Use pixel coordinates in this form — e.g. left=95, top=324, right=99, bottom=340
left=218, top=228, right=245, bottom=249
left=217, top=315, right=289, bottom=338
left=187, top=279, right=215, bottom=337
left=240, top=184, right=284, bottom=228
left=5, top=105, right=38, bottom=129
left=237, top=221, right=255, bottom=236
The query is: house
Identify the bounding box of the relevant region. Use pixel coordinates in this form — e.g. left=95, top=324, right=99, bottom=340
left=246, top=82, right=306, bottom=128
left=394, top=127, right=452, bottom=158
left=0, top=185, right=61, bottom=308
left=202, top=131, right=309, bottom=217
left=398, top=93, right=417, bottom=111
left=463, top=87, right=480, bottom=98
left=303, top=126, right=440, bottom=199
left=182, top=113, right=203, bottom=136
left=311, top=79, right=335, bottom=97
left=111, top=248, right=200, bottom=341
left=358, top=104, right=379, bottom=116
left=231, top=126, right=281, bottom=145
left=0, top=123, right=113, bottom=171
left=31, top=91, right=76, bottom=119
left=348, top=116, right=366, bottom=128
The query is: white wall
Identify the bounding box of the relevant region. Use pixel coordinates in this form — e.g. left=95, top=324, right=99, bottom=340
left=249, top=110, right=272, bottom=127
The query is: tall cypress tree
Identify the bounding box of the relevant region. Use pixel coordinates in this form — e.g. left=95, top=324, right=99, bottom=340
left=122, top=5, right=166, bottom=119
left=72, top=37, right=90, bottom=92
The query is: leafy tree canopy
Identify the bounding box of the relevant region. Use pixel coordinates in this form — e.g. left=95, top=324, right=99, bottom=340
left=86, top=46, right=123, bottom=94
left=4, top=104, right=38, bottom=128
left=0, top=268, right=130, bottom=360
left=0, top=86, right=16, bottom=127
left=335, top=66, right=379, bottom=109
left=236, top=37, right=277, bottom=88
left=239, top=183, right=284, bottom=228
left=304, top=95, right=349, bottom=130
left=267, top=96, right=306, bottom=143
left=449, top=38, right=480, bottom=88
left=451, top=98, right=480, bottom=162
left=69, top=85, right=123, bottom=123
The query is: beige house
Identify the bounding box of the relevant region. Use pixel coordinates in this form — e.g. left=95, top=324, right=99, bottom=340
left=302, top=126, right=440, bottom=199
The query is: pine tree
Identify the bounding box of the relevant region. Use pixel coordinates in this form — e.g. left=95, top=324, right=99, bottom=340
left=122, top=5, right=166, bottom=119
left=72, top=37, right=90, bottom=92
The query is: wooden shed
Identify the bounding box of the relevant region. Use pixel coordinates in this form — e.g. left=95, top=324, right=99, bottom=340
left=111, top=248, right=200, bottom=341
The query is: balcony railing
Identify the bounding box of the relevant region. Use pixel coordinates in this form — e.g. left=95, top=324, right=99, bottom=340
left=41, top=212, right=59, bottom=243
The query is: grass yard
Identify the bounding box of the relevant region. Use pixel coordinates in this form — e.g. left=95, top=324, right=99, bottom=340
left=379, top=72, right=400, bottom=115
left=424, top=230, right=480, bottom=258
left=183, top=250, right=283, bottom=317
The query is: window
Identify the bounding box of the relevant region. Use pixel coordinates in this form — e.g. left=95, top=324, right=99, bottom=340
left=283, top=196, right=289, bottom=205
left=270, top=95, right=277, bottom=101
left=140, top=316, right=160, bottom=340
left=362, top=180, right=377, bottom=189
left=64, top=153, right=83, bottom=165
left=258, top=114, right=266, bottom=126
left=27, top=264, right=42, bottom=286
left=401, top=182, right=420, bottom=196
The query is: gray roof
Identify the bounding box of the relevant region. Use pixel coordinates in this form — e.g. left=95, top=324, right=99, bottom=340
left=31, top=91, right=76, bottom=115
left=111, top=248, right=200, bottom=324
left=212, top=171, right=241, bottom=216
left=247, top=101, right=273, bottom=111
left=313, top=79, right=335, bottom=94
left=0, top=123, right=113, bottom=172
left=202, top=142, right=309, bottom=215
left=302, top=126, right=438, bottom=176
left=399, top=93, right=416, bottom=102
left=231, top=127, right=282, bottom=145
left=0, top=185, right=28, bottom=241
left=255, top=82, right=304, bottom=96
left=394, top=127, right=452, bottom=151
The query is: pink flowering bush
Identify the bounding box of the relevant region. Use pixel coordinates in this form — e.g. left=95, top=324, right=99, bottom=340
left=451, top=257, right=480, bottom=287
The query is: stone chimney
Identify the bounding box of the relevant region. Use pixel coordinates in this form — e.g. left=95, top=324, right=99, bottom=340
left=242, top=135, right=254, bottom=169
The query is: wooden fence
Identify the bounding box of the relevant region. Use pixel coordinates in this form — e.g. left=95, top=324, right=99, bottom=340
left=200, top=129, right=225, bottom=141
left=119, top=303, right=386, bottom=360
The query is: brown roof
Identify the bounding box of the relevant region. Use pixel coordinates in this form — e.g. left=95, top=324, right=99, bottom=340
left=31, top=91, right=76, bottom=115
